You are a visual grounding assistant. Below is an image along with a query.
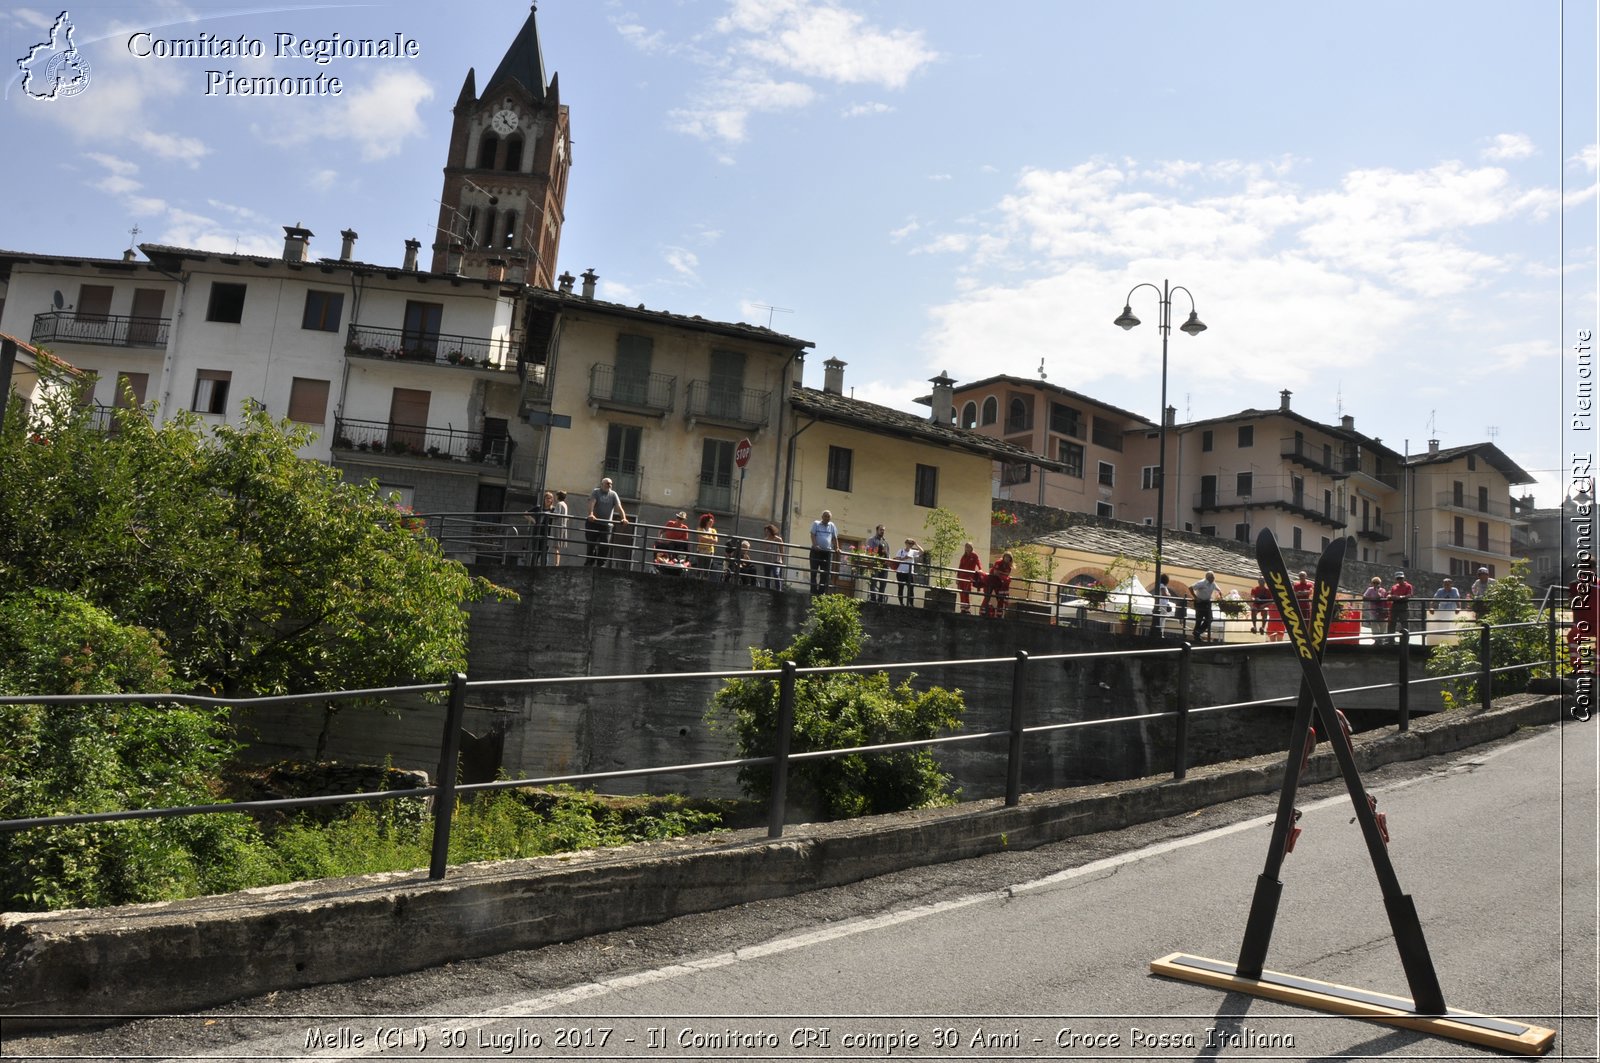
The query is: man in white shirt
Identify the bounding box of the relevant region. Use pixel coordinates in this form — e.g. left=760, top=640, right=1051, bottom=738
left=1191, top=571, right=1220, bottom=642
left=809, top=509, right=839, bottom=595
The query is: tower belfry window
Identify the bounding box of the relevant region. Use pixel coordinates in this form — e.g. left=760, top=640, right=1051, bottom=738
left=501, top=210, right=518, bottom=248
left=481, top=207, right=497, bottom=249
left=503, top=134, right=523, bottom=171
left=477, top=132, right=499, bottom=169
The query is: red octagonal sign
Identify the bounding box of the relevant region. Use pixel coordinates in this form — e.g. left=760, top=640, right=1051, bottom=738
left=734, top=437, right=753, bottom=468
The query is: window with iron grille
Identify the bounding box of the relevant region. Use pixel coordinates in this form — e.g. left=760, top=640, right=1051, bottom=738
left=1049, top=401, right=1082, bottom=438
left=1060, top=441, right=1084, bottom=478
left=1141, top=466, right=1159, bottom=490
left=1098, top=461, right=1114, bottom=487
left=1091, top=418, right=1123, bottom=451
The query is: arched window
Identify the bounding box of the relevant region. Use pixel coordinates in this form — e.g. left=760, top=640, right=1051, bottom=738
left=481, top=207, right=497, bottom=249
left=477, top=132, right=499, bottom=169
left=961, top=402, right=977, bottom=429
left=503, top=135, right=524, bottom=172
left=1008, top=397, right=1030, bottom=432
left=981, top=396, right=998, bottom=426
left=500, top=210, right=518, bottom=248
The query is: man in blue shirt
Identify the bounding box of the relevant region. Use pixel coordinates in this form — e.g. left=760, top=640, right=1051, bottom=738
left=809, top=509, right=839, bottom=595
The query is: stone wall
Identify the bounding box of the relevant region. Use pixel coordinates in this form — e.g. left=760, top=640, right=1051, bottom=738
left=238, top=564, right=1443, bottom=809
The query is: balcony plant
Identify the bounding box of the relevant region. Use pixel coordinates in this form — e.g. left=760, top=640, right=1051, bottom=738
left=445, top=351, right=464, bottom=365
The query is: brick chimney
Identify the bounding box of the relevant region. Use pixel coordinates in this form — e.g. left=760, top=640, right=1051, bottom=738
left=282, top=224, right=312, bottom=264
left=339, top=229, right=357, bottom=261
left=402, top=239, right=421, bottom=271
left=822, top=357, right=846, bottom=396
left=929, top=371, right=954, bottom=425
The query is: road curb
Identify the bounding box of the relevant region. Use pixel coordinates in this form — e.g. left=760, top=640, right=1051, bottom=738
left=0, top=694, right=1564, bottom=1024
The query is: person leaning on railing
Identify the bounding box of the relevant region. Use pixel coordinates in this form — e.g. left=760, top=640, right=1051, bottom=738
left=760, top=524, right=787, bottom=589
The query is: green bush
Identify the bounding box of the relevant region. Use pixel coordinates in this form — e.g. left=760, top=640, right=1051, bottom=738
left=710, top=596, right=964, bottom=819
left=1426, top=562, right=1555, bottom=704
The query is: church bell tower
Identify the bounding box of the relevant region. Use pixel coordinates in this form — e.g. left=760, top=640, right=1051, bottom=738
left=431, top=3, right=571, bottom=286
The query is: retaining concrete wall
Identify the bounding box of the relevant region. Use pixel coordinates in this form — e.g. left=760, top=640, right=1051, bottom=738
left=235, top=564, right=1445, bottom=807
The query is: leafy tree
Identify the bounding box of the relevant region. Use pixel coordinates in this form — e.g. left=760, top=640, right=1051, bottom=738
left=0, top=589, right=273, bottom=909
left=0, top=375, right=506, bottom=696
left=1426, top=561, right=1556, bottom=703
left=710, top=596, right=964, bottom=819
left=920, top=506, right=970, bottom=588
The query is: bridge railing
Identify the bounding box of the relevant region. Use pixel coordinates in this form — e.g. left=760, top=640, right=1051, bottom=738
left=0, top=613, right=1570, bottom=884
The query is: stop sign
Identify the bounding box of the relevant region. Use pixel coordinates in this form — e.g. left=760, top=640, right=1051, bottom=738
left=734, top=437, right=753, bottom=468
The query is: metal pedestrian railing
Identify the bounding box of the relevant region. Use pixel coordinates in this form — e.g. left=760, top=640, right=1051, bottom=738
left=0, top=611, right=1568, bottom=883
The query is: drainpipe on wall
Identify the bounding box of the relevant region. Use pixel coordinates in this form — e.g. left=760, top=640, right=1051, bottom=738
left=780, top=414, right=819, bottom=545
left=768, top=348, right=806, bottom=532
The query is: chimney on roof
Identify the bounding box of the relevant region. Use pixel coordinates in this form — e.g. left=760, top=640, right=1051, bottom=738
left=822, top=357, right=846, bottom=396
left=1165, top=405, right=1176, bottom=428
left=282, top=224, right=313, bottom=264
left=339, top=229, right=358, bottom=261
left=508, top=255, right=528, bottom=285
left=1341, top=414, right=1354, bottom=431
left=558, top=270, right=575, bottom=294
left=1428, top=439, right=1440, bottom=456
left=929, top=370, right=955, bottom=425
left=122, top=248, right=137, bottom=262
left=1279, top=389, right=1292, bottom=412
left=446, top=244, right=465, bottom=275
left=580, top=268, right=598, bottom=299
left=403, top=239, right=421, bottom=271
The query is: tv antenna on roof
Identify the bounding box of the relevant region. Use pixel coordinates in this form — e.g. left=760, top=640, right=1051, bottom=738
left=127, top=224, right=141, bottom=251
left=1037, top=357, right=1047, bottom=381
left=1487, top=425, right=1499, bottom=441
left=751, top=303, right=792, bottom=329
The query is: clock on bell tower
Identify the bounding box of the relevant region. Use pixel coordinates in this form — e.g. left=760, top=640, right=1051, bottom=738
left=431, top=3, right=571, bottom=286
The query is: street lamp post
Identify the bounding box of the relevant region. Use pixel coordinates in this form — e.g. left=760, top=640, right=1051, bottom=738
left=1114, top=279, right=1207, bottom=635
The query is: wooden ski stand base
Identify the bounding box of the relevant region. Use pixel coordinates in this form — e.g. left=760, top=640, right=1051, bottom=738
left=1151, top=952, right=1555, bottom=1055
left=1151, top=534, right=1556, bottom=1056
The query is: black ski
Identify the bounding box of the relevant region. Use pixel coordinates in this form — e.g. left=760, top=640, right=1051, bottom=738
left=1249, top=529, right=1447, bottom=1016
left=1235, top=536, right=1345, bottom=979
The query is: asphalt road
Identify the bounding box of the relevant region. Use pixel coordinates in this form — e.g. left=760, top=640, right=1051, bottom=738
left=7, top=721, right=1595, bottom=1062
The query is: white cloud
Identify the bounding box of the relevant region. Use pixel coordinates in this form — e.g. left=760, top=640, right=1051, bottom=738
left=888, top=218, right=920, bottom=241
left=308, top=169, right=339, bottom=193
left=339, top=69, right=435, bottom=160
left=9, top=8, right=58, bottom=32
left=669, top=71, right=814, bottom=142
left=1573, top=144, right=1599, bottom=172
left=927, top=173, right=952, bottom=182
left=663, top=246, right=700, bottom=279
left=133, top=129, right=210, bottom=167
left=85, top=152, right=138, bottom=177
left=1482, top=133, right=1535, bottom=161
left=915, top=151, right=1560, bottom=421
left=667, top=1, right=935, bottom=145
left=94, top=174, right=141, bottom=197
left=842, top=101, right=892, bottom=118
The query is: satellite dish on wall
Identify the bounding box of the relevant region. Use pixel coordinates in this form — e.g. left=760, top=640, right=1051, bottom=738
left=52, top=290, right=64, bottom=309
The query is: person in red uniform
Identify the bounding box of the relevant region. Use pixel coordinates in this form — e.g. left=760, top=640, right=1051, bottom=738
left=956, top=541, right=983, bottom=614
left=981, top=552, right=1014, bottom=618
left=1249, top=577, right=1273, bottom=634
left=1291, top=570, right=1315, bottom=616
left=1387, top=571, right=1414, bottom=633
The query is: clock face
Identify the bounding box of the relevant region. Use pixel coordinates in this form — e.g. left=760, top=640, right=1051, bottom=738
left=490, top=108, right=519, bottom=135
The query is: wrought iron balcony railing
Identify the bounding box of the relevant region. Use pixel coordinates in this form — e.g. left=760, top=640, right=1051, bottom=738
left=1434, top=491, right=1516, bottom=520
left=345, top=324, right=519, bottom=369
left=685, top=381, right=771, bottom=428
left=589, top=364, right=675, bottom=414
left=1436, top=531, right=1511, bottom=556
left=32, top=311, right=169, bottom=349
left=331, top=416, right=509, bottom=465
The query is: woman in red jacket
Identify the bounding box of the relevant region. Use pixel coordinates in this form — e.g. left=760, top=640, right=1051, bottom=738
left=956, top=541, right=983, bottom=614
left=981, top=552, right=1014, bottom=618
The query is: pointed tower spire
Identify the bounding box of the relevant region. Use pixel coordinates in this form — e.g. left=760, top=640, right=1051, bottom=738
left=454, top=67, right=477, bottom=110
left=484, top=4, right=548, bottom=100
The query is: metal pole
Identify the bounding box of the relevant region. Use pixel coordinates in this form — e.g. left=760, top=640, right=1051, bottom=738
left=428, top=672, right=469, bottom=880
left=1174, top=641, right=1191, bottom=779
left=0, top=337, right=16, bottom=432
left=1548, top=600, right=1560, bottom=682
left=1005, top=650, right=1028, bottom=806
left=1397, top=627, right=1411, bottom=732
left=767, top=661, right=797, bottom=839
left=1479, top=622, right=1493, bottom=713
left=1151, top=280, right=1170, bottom=637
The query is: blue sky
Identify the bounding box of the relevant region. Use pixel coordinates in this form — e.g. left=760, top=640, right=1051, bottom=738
left=3, top=0, right=1595, bottom=507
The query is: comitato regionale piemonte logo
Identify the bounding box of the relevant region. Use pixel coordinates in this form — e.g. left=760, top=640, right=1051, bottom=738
left=17, top=10, right=92, bottom=100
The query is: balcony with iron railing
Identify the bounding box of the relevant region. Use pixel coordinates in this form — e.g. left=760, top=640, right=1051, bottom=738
left=1436, top=531, right=1511, bottom=557
left=1193, top=486, right=1346, bottom=528
left=1281, top=436, right=1343, bottom=476
left=589, top=364, right=675, bottom=415
left=344, top=324, right=519, bottom=372
left=1435, top=491, right=1517, bottom=520
left=1355, top=519, right=1395, bottom=541
left=331, top=416, right=509, bottom=466
left=1339, top=446, right=1402, bottom=489
left=32, top=311, right=169, bottom=349
left=685, top=381, right=771, bottom=429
